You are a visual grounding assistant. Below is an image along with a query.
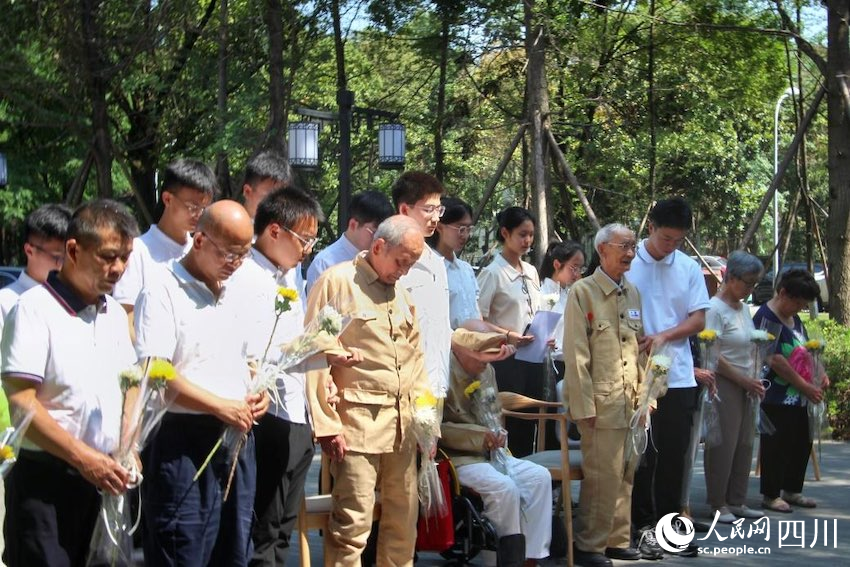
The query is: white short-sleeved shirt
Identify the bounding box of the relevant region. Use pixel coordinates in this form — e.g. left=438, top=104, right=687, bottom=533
left=707, top=296, right=755, bottom=378
left=0, top=271, right=39, bottom=337
left=539, top=278, right=570, bottom=361
left=305, top=234, right=359, bottom=296
left=625, top=242, right=711, bottom=389
left=441, top=252, right=481, bottom=330
left=400, top=246, right=451, bottom=397
left=477, top=252, right=541, bottom=334
left=1, top=274, right=136, bottom=453
left=134, top=260, right=251, bottom=413
left=112, top=225, right=192, bottom=307
left=227, top=249, right=311, bottom=424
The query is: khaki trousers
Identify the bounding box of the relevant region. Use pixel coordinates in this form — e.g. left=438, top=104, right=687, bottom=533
left=326, top=436, right=417, bottom=567
left=575, top=423, right=632, bottom=553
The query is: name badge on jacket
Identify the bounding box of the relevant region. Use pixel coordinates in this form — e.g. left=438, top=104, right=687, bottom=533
left=628, top=309, right=640, bottom=320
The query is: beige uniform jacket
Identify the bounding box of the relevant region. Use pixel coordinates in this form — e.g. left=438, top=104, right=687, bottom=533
left=305, top=253, right=429, bottom=454
left=563, top=269, right=645, bottom=429
left=439, top=354, right=495, bottom=468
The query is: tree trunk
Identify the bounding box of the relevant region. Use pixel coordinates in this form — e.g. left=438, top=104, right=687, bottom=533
left=434, top=11, right=450, bottom=182
left=647, top=0, right=657, bottom=211
left=264, top=0, right=286, bottom=152
left=79, top=0, right=113, bottom=198
left=216, top=0, right=231, bottom=198
left=827, top=0, right=850, bottom=323
left=524, top=0, right=551, bottom=267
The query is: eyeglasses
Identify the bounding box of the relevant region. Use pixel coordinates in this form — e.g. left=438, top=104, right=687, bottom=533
left=568, top=264, right=587, bottom=275
left=443, top=224, right=475, bottom=237
left=172, top=194, right=206, bottom=217
left=415, top=204, right=446, bottom=218
left=605, top=241, right=638, bottom=252
left=284, top=227, right=318, bottom=250
left=29, top=242, right=64, bottom=267
left=201, top=232, right=251, bottom=264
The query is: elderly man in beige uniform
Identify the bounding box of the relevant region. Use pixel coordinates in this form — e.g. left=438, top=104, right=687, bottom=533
left=563, top=223, right=646, bottom=567
left=305, top=215, right=430, bottom=567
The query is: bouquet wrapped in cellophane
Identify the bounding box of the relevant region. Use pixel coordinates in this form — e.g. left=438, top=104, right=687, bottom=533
left=749, top=320, right=781, bottom=436
left=625, top=344, right=675, bottom=475
left=464, top=377, right=511, bottom=476
left=697, top=328, right=723, bottom=448
left=87, top=358, right=177, bottom=566
left=0, top=404, right=35, bottom=479
left=411, top=391, right=448, bottom=519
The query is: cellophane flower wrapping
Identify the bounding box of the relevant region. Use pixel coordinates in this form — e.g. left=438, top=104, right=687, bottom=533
left=411, top=391, right=448, bottom=518
left=464, top=377, right=511, bottom=476
left=625, top=345, right=676, bottom=473
left=749, top=320, right=782, bottom=436
left=88, top=358, right=177, bottom=566
left=0, top=404, right=35, bottom=478
left=697, top=328, right=722, bottom=447
left=804, top=328, right=826, bottom=443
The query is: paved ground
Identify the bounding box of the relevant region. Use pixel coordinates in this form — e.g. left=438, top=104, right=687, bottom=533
left=291, top=439, right=850, bottom=566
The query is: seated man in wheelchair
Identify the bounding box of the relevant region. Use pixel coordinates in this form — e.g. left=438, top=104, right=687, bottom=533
left=440, top=328, right=553, bottom=566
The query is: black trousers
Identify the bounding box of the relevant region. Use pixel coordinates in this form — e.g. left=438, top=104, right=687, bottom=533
left=631, top=386, right=699, bottom=529
left=492, top=356, right=545, bottom=457
left=3, top=450, right=101, bottom=567
left=250, top=415, right=314, bottom=567
left=759, top=404, right=812, bottom=499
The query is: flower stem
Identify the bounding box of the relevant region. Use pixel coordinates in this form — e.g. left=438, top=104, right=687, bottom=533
left=193, top=435, right=223, bottom=482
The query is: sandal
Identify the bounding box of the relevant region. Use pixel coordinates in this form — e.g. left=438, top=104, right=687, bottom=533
left=783, top=492, right=817, bottom=508
left=762, top=497, right=793, bottom=513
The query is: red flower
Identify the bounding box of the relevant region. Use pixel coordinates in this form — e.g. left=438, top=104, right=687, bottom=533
left=587, top=312, right=594, bottom=323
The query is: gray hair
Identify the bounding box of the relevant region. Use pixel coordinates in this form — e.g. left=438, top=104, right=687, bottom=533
left=725, top=250, right=763, bottom=282
left=594, top=223, right=633, bottom=251
left=373, top=214, right=422, bottom=248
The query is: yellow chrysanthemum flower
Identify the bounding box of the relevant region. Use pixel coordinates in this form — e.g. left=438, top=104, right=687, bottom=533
left=415, top=391, right=438, bottom=409
left=0, top=445, right=14, bottom=461
left=805, top=339, right=825, bottom=351
left=148, top=359, right=177, bottom=382
left=464, top=380, right=482, bottom=398
left=278, top=287, right=299, bottom=302
left=697, top=329, right=718, bottom=342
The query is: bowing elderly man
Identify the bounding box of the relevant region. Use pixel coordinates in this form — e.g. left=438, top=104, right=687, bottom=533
left=563, top=223, right=648, bottom=567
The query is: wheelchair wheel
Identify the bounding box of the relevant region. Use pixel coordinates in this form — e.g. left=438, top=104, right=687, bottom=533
left=439, top=495, right=498, bottom=564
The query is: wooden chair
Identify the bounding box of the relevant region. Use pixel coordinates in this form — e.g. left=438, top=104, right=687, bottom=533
left=499, top=392, right=584, bottom=567
left=296, top=454, right=382, bottom=567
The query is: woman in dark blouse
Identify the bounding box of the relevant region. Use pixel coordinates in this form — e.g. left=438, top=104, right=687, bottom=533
left=753, top=269, right=828, bottom=513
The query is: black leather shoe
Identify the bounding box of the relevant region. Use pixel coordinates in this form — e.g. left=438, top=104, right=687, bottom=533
left=692, top=519, right=712, bottom=533
left=574, top=548, right=614, bottom=567
left=605, top=547, right=641, bottom=560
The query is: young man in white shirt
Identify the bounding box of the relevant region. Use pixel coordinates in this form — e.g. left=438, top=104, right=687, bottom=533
left=135, top=200, right=268, bottom=567
left=393, top=171, right=452, bottom=398
left=625, top=197, right=711, bottom=559
left=241, top=150, right=295, bottom=220
left=305, top=190, right=393, bottom=295
left=113, top=159, right=216, bottom=319
left=1, top=200, right=139, bottom=566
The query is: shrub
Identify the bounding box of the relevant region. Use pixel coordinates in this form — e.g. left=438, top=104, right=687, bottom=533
left=804, top=318, right=850, bottom=440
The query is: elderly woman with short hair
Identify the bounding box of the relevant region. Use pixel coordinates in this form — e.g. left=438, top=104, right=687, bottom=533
left=703, top=251, right=766, bottom=523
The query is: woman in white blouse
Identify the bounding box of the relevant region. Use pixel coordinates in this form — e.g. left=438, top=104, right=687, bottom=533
left=476, top=206, right=542, bottom=456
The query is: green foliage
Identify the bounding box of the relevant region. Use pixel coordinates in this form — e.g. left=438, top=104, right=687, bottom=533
left=804, top=318, right=850, bottom=440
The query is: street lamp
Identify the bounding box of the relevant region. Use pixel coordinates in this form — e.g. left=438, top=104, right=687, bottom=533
left=0, top=153, right=7, bottom=187
left=288, top=122, right=320, bottom=169
left=773, top=86, right=799, bottom=283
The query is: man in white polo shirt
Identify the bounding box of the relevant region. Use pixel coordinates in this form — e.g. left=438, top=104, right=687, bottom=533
left=626, top=197, right=710, bottom=559
left=305, top=190, right=393, bottom=296
left=393, top=171, right=452, bottom=399
left=1, top=199, right=139, bottom=567
left=135, top=200, right=268, bottom=567
left=113, top=158, right=216, bottom=320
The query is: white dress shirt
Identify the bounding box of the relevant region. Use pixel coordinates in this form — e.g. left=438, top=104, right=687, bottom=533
left=400, top=246, right=451, bottom=397
left=477, top=252, right=541, bottom=334
left=0, top=270, right=39, bottom=333
left=625, top=241, right=711, bottom=389
left=113, top=225, right=192, bottom=308
left=305, top=234, right=360, bottom=296
left=440, top=251, right=481, bottom=330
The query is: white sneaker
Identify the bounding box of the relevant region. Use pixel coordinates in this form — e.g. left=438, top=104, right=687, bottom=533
left=715, top=506, right=736, bottom=523
left=729, top=505, right=765, bottom=519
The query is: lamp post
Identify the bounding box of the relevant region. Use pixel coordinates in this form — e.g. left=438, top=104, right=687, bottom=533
left=0, top=153, right=7, bottom=188
left=773, top=86, right=798, bottom=283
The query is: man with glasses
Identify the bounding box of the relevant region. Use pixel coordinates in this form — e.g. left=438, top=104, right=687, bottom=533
left=113, top=158, right=216, bottom=325
left=2, top=200, right=139, bottom=566
left=135, top=200, right=268, bottom=567
left=393, top=171, right=452, bottom=399
left=563, top=223, right=645, bottom=567
left=626, top=197, right=710, bottom=559
left=305, top=190, right=393, bottom=295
